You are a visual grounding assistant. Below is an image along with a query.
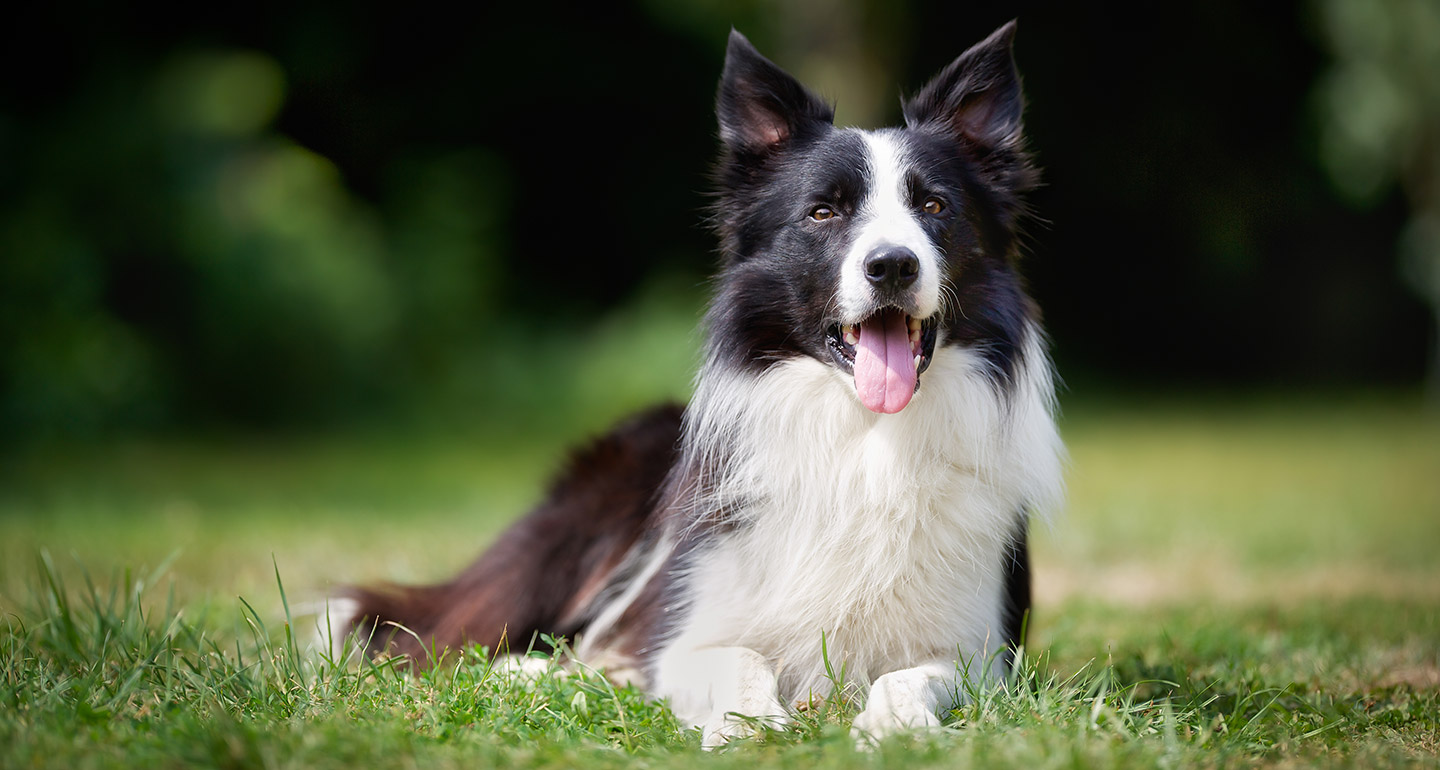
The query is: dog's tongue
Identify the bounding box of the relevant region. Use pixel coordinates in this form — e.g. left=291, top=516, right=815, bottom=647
left=853, top=309, right=916, bottom=414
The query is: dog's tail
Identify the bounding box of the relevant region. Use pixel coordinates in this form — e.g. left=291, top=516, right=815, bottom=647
left=334, top=404, right=684, bottom=667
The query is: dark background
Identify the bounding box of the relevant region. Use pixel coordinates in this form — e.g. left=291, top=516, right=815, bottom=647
left=1, top=1, right=1432, bottom=439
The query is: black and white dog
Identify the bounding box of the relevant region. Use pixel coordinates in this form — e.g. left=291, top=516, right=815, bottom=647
left=334, top=21, right=1063, bottom=745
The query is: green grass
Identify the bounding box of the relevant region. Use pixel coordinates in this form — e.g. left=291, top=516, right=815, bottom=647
left=2, top=393, right=1438, bottom=768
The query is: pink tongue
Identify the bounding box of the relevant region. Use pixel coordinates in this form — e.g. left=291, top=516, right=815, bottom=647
left=853, top=310, right=916, bottom=414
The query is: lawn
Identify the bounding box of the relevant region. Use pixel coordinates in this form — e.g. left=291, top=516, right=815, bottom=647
left=2, top=393, right=1437, bottom=768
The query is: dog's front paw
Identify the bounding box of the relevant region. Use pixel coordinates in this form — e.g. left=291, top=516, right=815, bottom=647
left=850, top=698, right=943, bottom=745
left=701, top=706, right=789, bottom=749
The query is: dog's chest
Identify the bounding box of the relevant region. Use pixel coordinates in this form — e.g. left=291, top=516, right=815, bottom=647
left=690, top=467, right=1011, bottom=686
left=674, top=354, right=1033, bottom=692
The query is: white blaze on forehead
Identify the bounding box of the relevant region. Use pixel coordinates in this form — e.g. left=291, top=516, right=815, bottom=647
left=838, top=131, right=943, bottom=321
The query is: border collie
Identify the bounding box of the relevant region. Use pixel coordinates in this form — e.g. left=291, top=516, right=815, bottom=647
left=333, top=21, right=1064, bottom=746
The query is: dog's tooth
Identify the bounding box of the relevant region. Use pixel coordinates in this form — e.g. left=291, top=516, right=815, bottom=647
left=907, top=316, right=921, bottom=332
left=913, top=354, right=921, bottom=371
left=842, top=324, right=858, bottom=346
left=909, top=329, right=920, bottom=344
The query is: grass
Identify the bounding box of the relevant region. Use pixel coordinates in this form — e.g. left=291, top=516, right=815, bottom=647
left=2, top=392, right=1437, bottom=768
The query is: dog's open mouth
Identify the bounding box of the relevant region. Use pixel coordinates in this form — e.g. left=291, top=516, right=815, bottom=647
left=826, top=309, right=938, bottom=414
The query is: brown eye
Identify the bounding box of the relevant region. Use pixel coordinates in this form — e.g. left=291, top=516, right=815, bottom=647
left=810, top=206, right=835, bottom=221
left=922, top=198, right=944, bottom=215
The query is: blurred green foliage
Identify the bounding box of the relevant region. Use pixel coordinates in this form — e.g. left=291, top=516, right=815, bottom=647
left=1312, top=0, right=1440, bottom=394
left=1, top=3, right=1433, bottom=440
left=1, top=49, right=538, bottom=435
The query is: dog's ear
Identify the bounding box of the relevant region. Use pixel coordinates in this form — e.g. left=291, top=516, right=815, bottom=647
left=718, top=30, right=834, bottom=156
left=903, top=20, right=1024, bottom=150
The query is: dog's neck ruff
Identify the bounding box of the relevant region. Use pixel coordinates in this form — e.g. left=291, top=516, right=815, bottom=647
left=683, top=326, right=1061, bottom=534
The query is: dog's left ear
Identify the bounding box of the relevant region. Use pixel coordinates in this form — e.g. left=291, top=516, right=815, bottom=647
left=903, top=20, right=1024, bottom=150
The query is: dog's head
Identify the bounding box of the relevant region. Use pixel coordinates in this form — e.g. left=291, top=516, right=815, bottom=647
left=707, top=22, right=1039, bottom=414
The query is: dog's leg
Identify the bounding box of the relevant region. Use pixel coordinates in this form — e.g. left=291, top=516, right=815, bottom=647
left=850, top=660, right=967, bottom=743
left=657, top=645, right=789, bottom=748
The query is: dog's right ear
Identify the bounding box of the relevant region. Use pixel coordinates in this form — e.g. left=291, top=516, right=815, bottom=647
left=717, top=30, right=834, bottom=157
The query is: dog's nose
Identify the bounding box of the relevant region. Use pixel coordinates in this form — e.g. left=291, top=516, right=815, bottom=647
left=863, top=247, right=920, bottom=292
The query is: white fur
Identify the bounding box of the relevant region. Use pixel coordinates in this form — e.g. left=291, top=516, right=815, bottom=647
left=851, top=660, right=954, bottom=740
left=303, top=596, right=361, bottom=662
left=662, top=646, right=790, bottom=748
left=491, top=653, right=564, bottom=681
left=838, top=131, right=944, bottom=321
left=596, top=324, right=1063, bottom=742
left=573, top=533, right=674, bottom=684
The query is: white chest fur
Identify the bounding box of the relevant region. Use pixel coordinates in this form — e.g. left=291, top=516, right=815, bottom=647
left=659, top=329, right=1065, bottom=707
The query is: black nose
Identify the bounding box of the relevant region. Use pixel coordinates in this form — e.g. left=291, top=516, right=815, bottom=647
left=864, top=247, right=920, bottom=292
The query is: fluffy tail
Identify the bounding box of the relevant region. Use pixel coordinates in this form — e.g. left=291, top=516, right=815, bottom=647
left=338, top=405, right=684, bottom=666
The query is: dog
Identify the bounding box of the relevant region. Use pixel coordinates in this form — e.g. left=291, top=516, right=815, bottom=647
left=332, top=21, right=1064, bottom=746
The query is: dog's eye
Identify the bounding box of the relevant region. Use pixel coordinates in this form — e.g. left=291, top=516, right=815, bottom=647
left=922, top=198, right=945, bottom=215
left=809, top=206, right=835, bottom=221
